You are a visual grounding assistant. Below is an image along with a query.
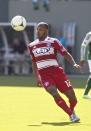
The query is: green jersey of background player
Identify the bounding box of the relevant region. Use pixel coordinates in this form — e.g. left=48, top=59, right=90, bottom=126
left=80, top=31, right=91, bottom=99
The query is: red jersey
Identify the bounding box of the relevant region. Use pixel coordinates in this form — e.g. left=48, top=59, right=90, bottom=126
left=27, top=36, right=67, bottom=70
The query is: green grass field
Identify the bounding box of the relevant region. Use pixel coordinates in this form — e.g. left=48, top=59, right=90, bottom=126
left=0, top=85, right=91, bottom=131
left=0, top=75, right=90, bottom=131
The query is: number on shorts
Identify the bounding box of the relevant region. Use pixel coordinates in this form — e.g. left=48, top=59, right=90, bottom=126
left=64, top=80, right=71, bottom=87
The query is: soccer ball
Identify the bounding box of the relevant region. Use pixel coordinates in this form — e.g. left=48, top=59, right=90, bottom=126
left=11, top=15, right=27, bottom=31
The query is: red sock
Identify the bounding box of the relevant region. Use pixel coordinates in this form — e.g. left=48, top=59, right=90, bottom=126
left=69, top=99, right=77, bottom=112
left=54, top=96, right=72, bottom=116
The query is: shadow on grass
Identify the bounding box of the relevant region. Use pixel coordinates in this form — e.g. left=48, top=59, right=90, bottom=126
left=41, top=121, right=77, bottom=126
left=27, top=121, right=80, bottom=127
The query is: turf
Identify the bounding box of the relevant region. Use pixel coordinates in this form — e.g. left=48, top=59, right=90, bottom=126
left=0, top=86, right=91, bottom=131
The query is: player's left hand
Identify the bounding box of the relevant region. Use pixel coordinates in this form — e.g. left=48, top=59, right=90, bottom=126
left=73, top=64, right=81, bottom=70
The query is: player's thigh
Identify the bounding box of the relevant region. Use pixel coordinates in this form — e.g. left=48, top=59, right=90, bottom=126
left=41, top=75, right=55, bottom=88
left=40, top=73, right=57, bottom=92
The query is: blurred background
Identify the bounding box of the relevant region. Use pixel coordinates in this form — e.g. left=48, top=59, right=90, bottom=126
left=0, top=0, right=91, bottom=86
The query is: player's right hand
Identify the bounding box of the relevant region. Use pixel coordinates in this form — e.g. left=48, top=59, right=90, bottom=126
left=73, top=64, right=81, bottom=70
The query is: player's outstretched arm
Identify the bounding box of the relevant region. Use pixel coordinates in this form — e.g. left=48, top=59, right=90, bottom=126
left=64, top=52, right=81, bottom=70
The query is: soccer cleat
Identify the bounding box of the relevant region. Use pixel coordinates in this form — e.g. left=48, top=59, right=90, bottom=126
left=83, top=95, right=91, bottom=99
left=70, top=113, right=80, bottom=123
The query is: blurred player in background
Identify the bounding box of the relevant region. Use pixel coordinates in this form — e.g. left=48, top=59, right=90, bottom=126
left=27, top=22, right=80, bottom=122
left=12, top=38, right=30, bottom=75
left=80, top=31, right=91, bottom=99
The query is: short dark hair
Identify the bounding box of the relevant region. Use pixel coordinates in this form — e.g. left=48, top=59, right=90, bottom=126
left=37, top=22, right=49, bottom=29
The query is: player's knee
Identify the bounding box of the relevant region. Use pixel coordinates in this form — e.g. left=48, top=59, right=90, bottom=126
left=46, top=86, right=58, bottom=97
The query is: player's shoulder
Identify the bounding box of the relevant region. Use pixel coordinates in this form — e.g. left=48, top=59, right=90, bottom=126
left=28, top=39, right=39, bottom=47
left=82, top=31, right=91, bottom=46
left=46, top=36, right=58, bottom=43
left=86, top=31, right=91, bottom=35
left=83, top=31, right=91, bottom=42
left=85, top=31, right=91, bottom=39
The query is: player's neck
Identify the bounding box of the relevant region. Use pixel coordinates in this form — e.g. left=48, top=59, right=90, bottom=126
left=38, top=36, right=47, bottom=41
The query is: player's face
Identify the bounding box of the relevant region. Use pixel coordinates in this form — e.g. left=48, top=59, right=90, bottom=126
left=37, top=26, right=48, bottom=41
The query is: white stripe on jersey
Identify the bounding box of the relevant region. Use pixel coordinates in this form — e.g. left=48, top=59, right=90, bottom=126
left=28, top=37, right=56, bottom=47
left=36, top=59, right=58, bottom=69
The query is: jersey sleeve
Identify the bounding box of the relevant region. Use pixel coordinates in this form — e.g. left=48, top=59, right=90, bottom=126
left=27, top=44, right=35, bottom=62
left=53, top=39, right=67, bottom=56
left=80, top=32, right=91, bottom=61
left=80, top=44, right=87, bottom=61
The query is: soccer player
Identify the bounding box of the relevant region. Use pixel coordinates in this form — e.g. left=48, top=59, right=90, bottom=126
left=27, top=22, right=80, bottom=122
left=80, top=31, right=91, bottom=99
